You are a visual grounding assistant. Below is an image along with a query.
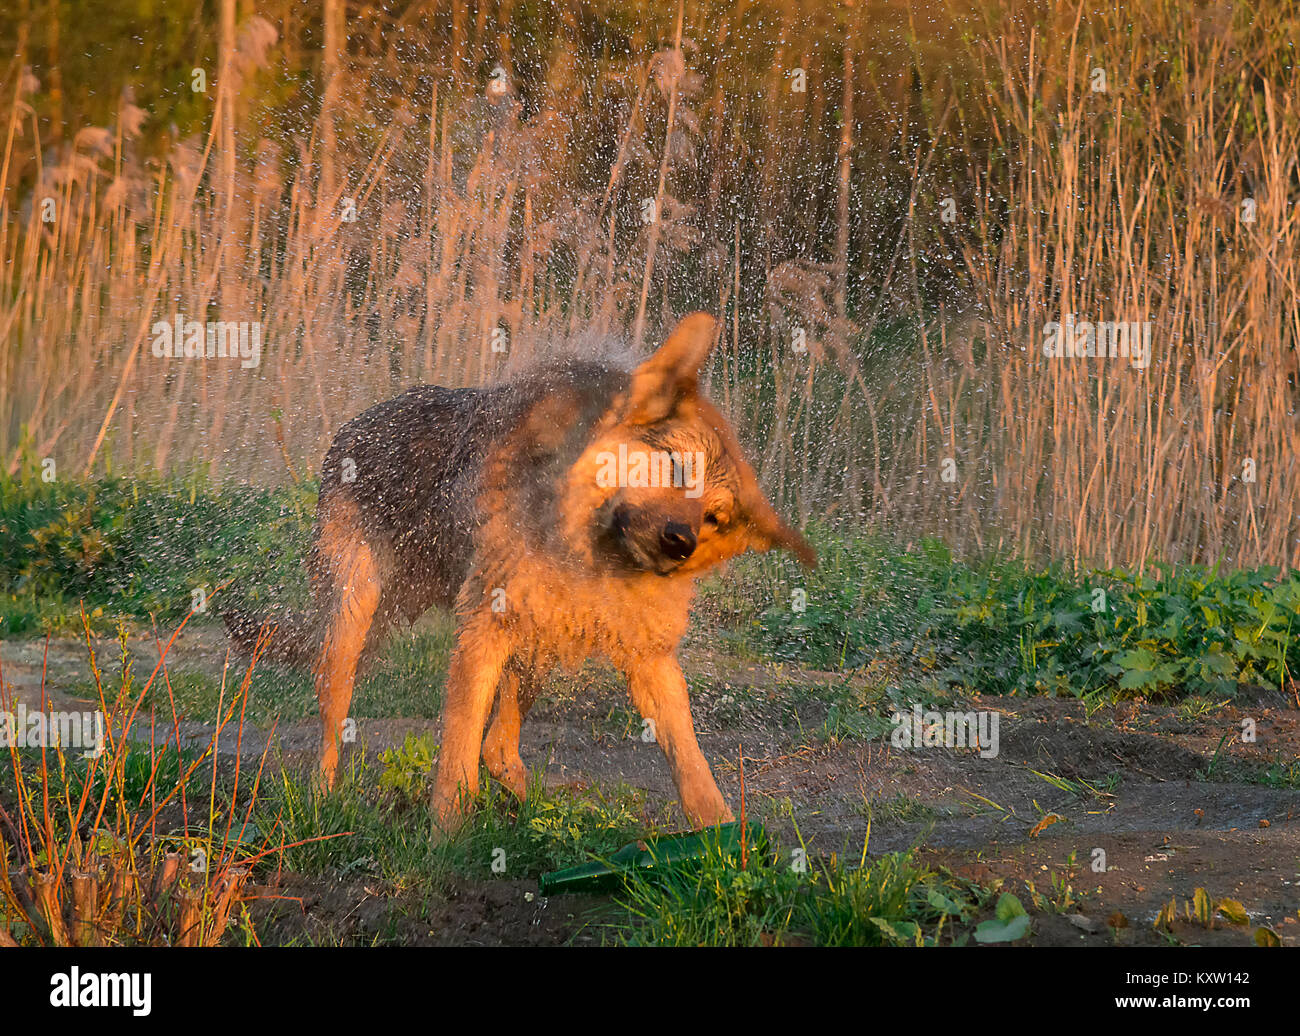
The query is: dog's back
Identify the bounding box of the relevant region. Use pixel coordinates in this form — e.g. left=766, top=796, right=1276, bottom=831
left=226, top=359, right=628, bottom=660
left=319, top=383, right=493, bottom=616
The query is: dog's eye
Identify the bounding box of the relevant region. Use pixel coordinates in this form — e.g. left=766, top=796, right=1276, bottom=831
left=704, top=511, right=728, bottom=528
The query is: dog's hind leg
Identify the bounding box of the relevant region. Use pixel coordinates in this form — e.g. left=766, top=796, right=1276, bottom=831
left=311, top=506, right=382, bottom=791
left=627, top=656, right=733, bottom=829
left=482, top=669, right=542, bottom=801
left=432, top=619, right=511, bottom=834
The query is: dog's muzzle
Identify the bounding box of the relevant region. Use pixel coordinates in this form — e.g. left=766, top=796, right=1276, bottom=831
left=611, top=505, right=698, bottom=570
left=659, top=521, right=697, bottom=561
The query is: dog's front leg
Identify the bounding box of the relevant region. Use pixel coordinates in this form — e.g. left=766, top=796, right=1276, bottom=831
left=432, top=619, right=510, bottom=835
left=482, top=669, right=538, bottom=800
left=627, top=656, right=733, bottom=828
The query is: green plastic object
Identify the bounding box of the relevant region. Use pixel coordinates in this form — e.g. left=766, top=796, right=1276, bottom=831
left=538, top=822, right=769, bottom=896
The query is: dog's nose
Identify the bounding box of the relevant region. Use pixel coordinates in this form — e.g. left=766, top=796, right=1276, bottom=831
left=659, top=521, right=697, bottom=561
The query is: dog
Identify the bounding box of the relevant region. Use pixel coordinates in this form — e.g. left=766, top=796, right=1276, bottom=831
left=226, top=313, right=814, bottom=833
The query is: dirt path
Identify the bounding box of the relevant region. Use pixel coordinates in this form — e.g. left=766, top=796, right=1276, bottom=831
left=3, top=626, right=1297, bottom=945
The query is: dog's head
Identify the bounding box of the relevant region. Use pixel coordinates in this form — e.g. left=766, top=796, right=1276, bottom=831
left=565, top=313, right=815, bottom=577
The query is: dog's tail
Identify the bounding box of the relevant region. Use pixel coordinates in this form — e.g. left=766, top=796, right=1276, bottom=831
left=222, top=607, right=319, bottom=668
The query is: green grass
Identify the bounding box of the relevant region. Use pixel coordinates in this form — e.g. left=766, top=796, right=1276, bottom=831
left=253, top=749, right=665, bottom=894
left=614, top=830, right=990, bottom=946
left=858, top=792, right=945, bottom=824
left=0, top=471, right=317, bottom=635
left=701, top=526, right=1300, bottom=701
left=1196, top=740, right=1300, bottom=790
left=0, top=740, right=205, bottom=847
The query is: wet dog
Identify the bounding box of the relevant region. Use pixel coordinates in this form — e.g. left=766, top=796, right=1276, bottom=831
left=227, top=313, right=813, bottom=832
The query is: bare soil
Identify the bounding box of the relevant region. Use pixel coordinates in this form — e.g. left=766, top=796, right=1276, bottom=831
left=4, top=625, right=1297, bottom=946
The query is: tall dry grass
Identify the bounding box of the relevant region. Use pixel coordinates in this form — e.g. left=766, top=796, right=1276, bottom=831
left=1, top=0, right=1298, bottom=569
left=933, top=0, right=1300, bottom=569
left=0, top=611, right=343, bottom=945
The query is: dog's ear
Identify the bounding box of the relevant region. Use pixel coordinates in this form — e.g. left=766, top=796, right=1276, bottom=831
left=742, top=493, right=817, bottom=568
left=694, top=394, right=817, bottom=568
left=625, top=312, right=719, bottom=424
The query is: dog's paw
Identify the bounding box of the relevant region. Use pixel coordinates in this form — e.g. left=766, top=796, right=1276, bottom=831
left=430, top=789, right=470, bottom=843
left=492, top=762, right=528, bottom=802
